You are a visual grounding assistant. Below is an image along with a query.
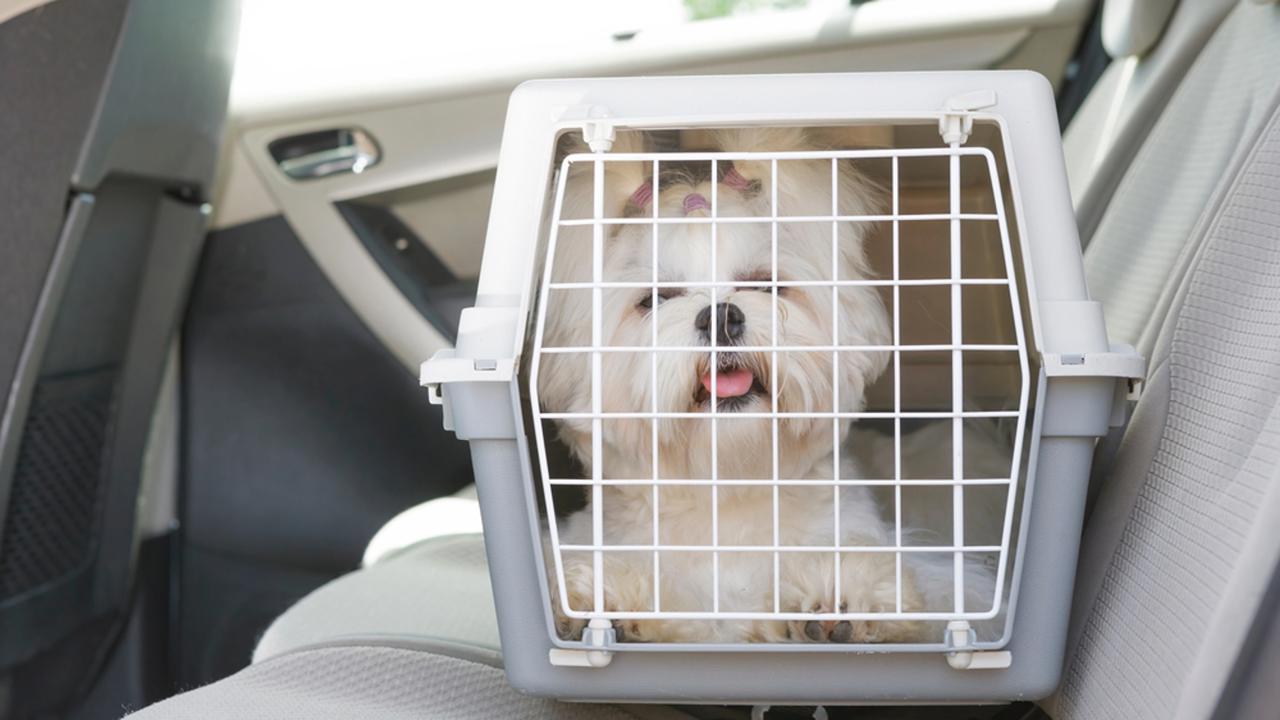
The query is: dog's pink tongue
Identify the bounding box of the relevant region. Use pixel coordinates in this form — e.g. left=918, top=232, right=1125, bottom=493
left=701, top=368, right=754, bottom=398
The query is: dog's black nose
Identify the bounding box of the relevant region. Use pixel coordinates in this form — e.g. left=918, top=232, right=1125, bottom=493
left=696, top=302, right=746, bottom=345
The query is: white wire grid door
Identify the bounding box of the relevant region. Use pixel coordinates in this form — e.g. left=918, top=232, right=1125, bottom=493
left=528, top=142, right=1031, bottom=641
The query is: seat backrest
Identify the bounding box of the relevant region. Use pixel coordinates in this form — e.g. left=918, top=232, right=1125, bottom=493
left=0, top=0, right=128, bottom=452
left=1064, top=0, right=1236, bottom=243
left=1049, top=2, right=1280, bottom=717
left=1079, top=0, right=1280, bottom=360
left=0, top=0, right=240, bottom=715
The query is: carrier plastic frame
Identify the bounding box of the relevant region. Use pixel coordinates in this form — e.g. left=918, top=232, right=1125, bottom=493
left=422, top=72, right=1144, bottom=704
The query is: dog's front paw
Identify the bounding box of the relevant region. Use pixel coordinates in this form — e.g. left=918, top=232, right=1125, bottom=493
left=783, top=555, right=931, bottom=643
left=551, top=555, right=657, bottom=642
left=787, top=597, right=920, bottom=643
left=786, top=600, right=855, bottom=643
left=551, top=589, right=589, bottom=641
left=555, top=612, right=644, bottom=643
left=555, top=606, right=653, bottom=644
left=834, top=565, right=931, bottom=643
left=550, top=556, right=596, bottom=640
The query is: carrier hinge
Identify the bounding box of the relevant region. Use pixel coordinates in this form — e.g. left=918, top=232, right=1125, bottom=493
left=548, top=618, right=616, bottom=668
left=938, top=90, right=998, bottom=145
left=582, top=119, right=616, bottom=153
left=559, top=104, right=617, bottom=152
left=944, top=621, right=1012, bottom=670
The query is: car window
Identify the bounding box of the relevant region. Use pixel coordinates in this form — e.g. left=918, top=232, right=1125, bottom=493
left=232, top=0, right=827, bottom=109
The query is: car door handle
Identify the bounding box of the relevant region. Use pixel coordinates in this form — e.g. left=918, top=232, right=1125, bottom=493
left=268, top=127, right=380, bottom=180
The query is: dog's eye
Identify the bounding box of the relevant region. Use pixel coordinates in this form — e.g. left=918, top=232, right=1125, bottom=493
left=636, top=288, right=684, bottom=311
left=736, top=273, right=785, bottom=295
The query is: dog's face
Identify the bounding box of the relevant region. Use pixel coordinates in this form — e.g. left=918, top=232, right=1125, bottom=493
left=540, top=156, right=890, bottom=480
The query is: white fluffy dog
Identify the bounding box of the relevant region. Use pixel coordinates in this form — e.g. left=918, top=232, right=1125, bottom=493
left=538, top=128, right=995, bottom=644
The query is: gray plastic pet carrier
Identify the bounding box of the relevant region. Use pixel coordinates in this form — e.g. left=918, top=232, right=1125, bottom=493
left=421, top=71, right=1144, bottom=704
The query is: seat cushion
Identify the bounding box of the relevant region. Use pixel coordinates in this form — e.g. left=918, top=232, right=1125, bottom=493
left=361, top=484, right=482, bottom=567
left=253, top=533, right=498, bottom=664
left=125, top=645, right=692, bottom=720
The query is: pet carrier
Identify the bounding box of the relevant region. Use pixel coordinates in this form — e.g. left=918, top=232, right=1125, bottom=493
left=421, top=72, right=1144, bottom=704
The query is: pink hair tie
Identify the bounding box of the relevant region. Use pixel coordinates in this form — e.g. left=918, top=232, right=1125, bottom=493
left=722, top=166, right=753, bottom=191
left=629, top=182, right=653, bottom=210
left=683, top=192, right=710, bottom=215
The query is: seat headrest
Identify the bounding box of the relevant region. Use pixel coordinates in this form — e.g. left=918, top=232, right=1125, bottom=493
left=1102, top=0, right=1179, bottom=57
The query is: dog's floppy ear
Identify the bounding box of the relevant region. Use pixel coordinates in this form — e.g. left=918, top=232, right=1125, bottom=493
left=712, top=126, right=812, bottom=154
left=557, top=130, right=655, bottom=219
left=711, top=127, right=813, bottom=192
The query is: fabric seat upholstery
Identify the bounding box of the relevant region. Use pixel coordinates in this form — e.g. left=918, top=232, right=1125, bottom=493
left=131, top=533, right=698, bottom=719
left=125, top=645, right=692, bottom=720
left=253, top=533, right=498, bottom=665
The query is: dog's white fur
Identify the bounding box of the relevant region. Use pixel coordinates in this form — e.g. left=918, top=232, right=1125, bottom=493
left=539, top=128, right=997, bottom=643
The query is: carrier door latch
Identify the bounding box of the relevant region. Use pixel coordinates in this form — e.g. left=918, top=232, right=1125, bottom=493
left=938, top=90, right=998, bottom=145
left=420, top=349, right=515, bottom=433
left=1041, top=343, right=1146, bottom=381
left=1043, top=342, right=1147, bottom=429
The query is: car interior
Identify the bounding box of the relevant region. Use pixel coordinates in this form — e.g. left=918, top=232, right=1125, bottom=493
left=1, top=0, right=1278, bottom=718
